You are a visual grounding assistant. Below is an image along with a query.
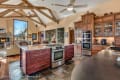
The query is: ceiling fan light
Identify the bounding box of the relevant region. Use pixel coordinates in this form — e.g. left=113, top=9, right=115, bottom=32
left=67, top=7, right=73, bottom=11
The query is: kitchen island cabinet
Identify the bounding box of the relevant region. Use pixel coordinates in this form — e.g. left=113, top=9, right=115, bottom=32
left=64, top=45, right=74, bottom=61
left=20, top=45, right=51, bottom=75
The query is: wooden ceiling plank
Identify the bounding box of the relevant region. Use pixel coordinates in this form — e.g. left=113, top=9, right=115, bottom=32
left=0, top=0, right=8, bottom=4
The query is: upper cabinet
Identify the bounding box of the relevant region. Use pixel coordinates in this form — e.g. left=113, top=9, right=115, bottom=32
left=74, top=21, right=83, bottom=29
left=94, top=14, right=114, bottom=37
left=103, top=22, right=113, bottom=36
left=115, top=21, right=120, bottom=36
left=94, top=23, right=103, bottom=36
left=102, top=14, right=114, bottom=37
left=75, top=12, right=95, bottom=32
left=94, top=17, right=103, bottom=37
left=115, top=13, right=120, bottom=36
left=82, top=12, right=95, bottom=31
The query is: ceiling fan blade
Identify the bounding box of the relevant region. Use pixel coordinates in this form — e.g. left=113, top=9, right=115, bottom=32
left=70, top=0, right=75, bottom=5
left=73, top=4, right=88, bottom=8
left=72, top=9, right=76, bottom=13
left=52, top=3, right=67, bottom=7
left=60, top=8, right=67, bottom=13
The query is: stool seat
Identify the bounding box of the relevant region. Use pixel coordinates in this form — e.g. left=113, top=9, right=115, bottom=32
left=0, top=50, right=6, bottom=58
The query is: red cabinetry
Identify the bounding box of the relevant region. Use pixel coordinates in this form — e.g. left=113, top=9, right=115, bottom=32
left=21, top=48, right=51, bottom=75
left=64, top=45, right=74, bottom=61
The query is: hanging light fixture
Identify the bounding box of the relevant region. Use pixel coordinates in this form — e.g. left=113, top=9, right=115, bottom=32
left=67, top=6, right=73, bottom=11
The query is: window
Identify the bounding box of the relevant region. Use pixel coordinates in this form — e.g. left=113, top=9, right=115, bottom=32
left=14, top=20, right=28, bottom=41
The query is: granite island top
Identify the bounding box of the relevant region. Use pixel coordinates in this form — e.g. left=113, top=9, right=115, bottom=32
left=71, top=49, right=120, bottom=80
left=20, top=44, right=50, bottom=51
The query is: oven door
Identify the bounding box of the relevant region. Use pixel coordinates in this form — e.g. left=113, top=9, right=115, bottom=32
left=82, top=43, right=91, bottom=50
left=52, top=49, right=64, bottom=62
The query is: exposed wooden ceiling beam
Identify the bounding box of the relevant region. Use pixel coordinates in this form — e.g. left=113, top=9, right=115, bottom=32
left=0, top=3, right=24, bottom=17
left=48, top=9, right=58, bottom=23
left=0, top=15, right=37, bottom=18
left=0, top=0, right=8, bottom=4
left=0, top=9, right=14, bottom=16
left=22, top=0, right=46, bottom=27
left=38, top=9, right=58, bottom=23
left=0, top=4, right=48, bottom=9
left=31, top=10, right=46, bottom=27
left=22, top=0, right=32, bottom=6
left=13, top=10, right=41, bottom=25
left=22, top=0, right=58, bottom=23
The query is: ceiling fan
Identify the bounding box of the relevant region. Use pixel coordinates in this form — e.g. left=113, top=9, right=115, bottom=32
left=52, top=0, right=88, bottom=13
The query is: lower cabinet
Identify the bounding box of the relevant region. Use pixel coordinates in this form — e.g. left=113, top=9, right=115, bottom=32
left=64, top=45, right=74, bottom=61
left=21, top=48, right=51, bottom=75
left=92, top=45, right=107, bottom=55
left=115, top=37, right=120, bottom=47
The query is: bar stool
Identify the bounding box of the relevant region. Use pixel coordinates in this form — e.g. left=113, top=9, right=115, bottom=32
left=0, top=50, right=7, bottom=59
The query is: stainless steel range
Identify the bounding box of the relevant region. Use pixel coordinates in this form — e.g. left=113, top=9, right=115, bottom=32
left=47, top=44, right=64, bottom=68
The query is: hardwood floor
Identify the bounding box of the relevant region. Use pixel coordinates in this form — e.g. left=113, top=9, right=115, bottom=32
left=0, top=58, right=9, bottom=80
left=0, top=55, right=75, bottom=80
left=1, top=49, right=119, bottom=80
left=0, top=55, right=20, bottom=80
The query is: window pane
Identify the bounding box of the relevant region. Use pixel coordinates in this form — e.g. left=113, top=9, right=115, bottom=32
left=14, top=20, right=28, bottom=41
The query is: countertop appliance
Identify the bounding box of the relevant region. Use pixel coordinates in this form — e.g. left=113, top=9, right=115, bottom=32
left=101, top=39, right=107, bottom=45
left=47, top=44, right=64, bottom=68
left=116, top=57, right=120, bottom=67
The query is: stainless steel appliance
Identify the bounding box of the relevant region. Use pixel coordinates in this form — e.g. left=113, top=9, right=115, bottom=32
left=47, top=44, right=64, bottom=68
left=82, top=31, right=92, bottom=56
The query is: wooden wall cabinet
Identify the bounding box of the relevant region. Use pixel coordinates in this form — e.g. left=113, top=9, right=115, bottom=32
left=103, top=22, right=113, bottom=36
left=115, top=13, right=120, bottom=46
left=94, top=23, right=103, bottom=36
left=64, top=45, right=74, bottom=61
left=102, top=15, right=114, bottom=37
left=82, top=13, right=95, bottom=31
left=21, top=48, right=51, bottom=75
left=115, top=13, right=120, bottom=36
left=115, top=37, right=120, bottom=47
left=94, top=17, right=103, bottom=37
left=94, top=14, right=114, bottom=37
left=115, top=21, right=120, bottom=36
left=74, top=21, right=82, bottom=28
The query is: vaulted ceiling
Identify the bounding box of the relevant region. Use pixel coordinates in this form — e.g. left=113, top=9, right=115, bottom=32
left=0, top=0, right=110, bottom=27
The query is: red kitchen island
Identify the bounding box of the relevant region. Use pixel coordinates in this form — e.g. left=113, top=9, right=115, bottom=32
left=20, top=45, right=51, bottom=75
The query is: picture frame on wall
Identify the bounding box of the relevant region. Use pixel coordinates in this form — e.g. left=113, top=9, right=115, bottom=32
left=32, top=33, right=37, bottom=40
left=0, top=28, right=6, bottom=33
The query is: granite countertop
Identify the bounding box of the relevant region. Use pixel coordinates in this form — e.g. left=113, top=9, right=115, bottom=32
left=20, top=44, right=50, bottom=51
left=71, top=49, right=120, bottom=80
